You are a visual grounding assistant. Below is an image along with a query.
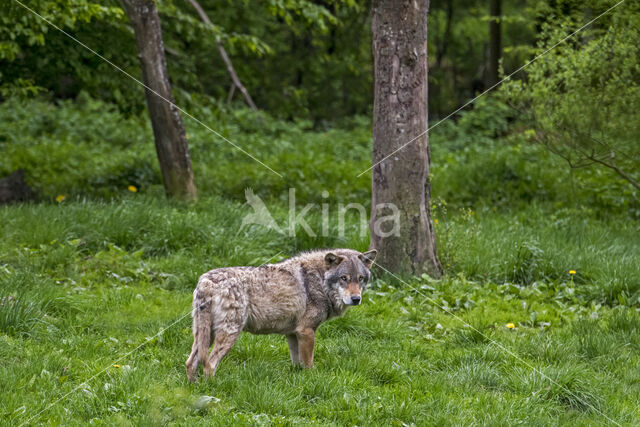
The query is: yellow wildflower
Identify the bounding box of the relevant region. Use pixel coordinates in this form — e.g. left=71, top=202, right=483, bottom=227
left=506, top=323, right=516, bottom=329
left=55, top=195, right=66, bottom=203
left=569, top=270, right=576, bottom=275
left=113, top=364, right=121, bottom=368
left=128, top=185, right=138, bottom=193
left=434, top=219, right=439, bottom=224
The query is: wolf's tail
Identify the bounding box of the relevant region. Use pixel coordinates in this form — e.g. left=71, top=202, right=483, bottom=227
left=194, top=299, right=213, bottom=369
left=186, top=293, right=213, bottom=382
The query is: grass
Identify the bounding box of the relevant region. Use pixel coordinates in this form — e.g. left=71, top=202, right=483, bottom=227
left=1, top=197, right=639, bottom=425
left=1, top=96, right=639, bottom=424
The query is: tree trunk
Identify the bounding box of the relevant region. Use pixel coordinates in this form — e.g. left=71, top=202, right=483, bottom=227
left=370, top=0, right=442, bottom=277
left=487, top=0, right=502, bottom=87
left=122, top=0, right=197, bottom=202
left=436, top=0, right=454, bottom=68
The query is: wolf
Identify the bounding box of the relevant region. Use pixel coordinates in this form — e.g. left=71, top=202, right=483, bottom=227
left=185, top=248, right=377, bottom=382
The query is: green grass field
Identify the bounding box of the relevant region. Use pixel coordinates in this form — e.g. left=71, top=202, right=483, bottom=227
left=1, top=98, right=639, bottom=425
left=1, top=197, right=639, bottom=425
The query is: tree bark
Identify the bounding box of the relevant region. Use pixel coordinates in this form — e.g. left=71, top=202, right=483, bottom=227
left=487, top=0, right=502, bottom=87
left=370, top=0, right=441, bottom=277
left=187, top=0, right=258, bottom=112
left=122, top=0, right=197, bottom=202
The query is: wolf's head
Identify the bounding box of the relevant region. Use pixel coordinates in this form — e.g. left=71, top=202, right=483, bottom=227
left=324, top=249, right=377, bottom=306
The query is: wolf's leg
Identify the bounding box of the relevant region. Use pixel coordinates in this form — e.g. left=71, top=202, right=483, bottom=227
left=203, top=331, right=240, bottom=378
left=296, top=328, right=315, bottom=368
left=185, top=337, right=199, bottom=382
left=286, top=334, right=300, bottom=366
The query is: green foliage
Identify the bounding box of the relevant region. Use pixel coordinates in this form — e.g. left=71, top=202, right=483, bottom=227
left=0, top=0, right=371, bottom=120
left=0, top=0, right=135, bottom=108
left=431, top=95, right=640, bottom=217
left=0, top=95, right=372, bottom=204
left=195, top=0, right=372, bottom=122
left=0, top=0, right=125, bottom=61
left=0, top=95, right=160, bottom=198
left=428, top=0, right=538, bottom=116
left=2, top=93, right=638, bottom=217
left=503, top=1, right=640, bottom=198
left=1, top=0, right=542, bottom=122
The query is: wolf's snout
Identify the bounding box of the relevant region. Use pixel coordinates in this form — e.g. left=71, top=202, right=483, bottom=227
left=351, top=296, right=361, bottom=305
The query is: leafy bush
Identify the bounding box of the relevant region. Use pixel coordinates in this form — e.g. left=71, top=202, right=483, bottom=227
left=502, top=2, right=640, bottom=215
left=2, top=93, right=638, bottom=218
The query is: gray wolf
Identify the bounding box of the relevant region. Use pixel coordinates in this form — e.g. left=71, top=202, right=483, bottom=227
left=185, top=248, right=377, bottom=382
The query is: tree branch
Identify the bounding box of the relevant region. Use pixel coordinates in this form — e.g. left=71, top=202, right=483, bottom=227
left=586, top=152, right=640, bottom=191
left=164, top=46, right=181, bottom=57
left=187, top=0, right=259, bottom=112
left=226, top=82, right=235, bottom=104
left=506, top=102, right=640, bottom=191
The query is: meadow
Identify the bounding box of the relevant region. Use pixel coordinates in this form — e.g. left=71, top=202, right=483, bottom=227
left=1, top=97, right=639, bottom=425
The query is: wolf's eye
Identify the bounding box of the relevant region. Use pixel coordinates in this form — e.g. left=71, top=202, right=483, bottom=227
left=359, top=275, right=364, bottom=282
left=340, top=275, right=348, bottom=281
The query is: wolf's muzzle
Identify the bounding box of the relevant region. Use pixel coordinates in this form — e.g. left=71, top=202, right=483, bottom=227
left=351, top=296, right=361, bottom=305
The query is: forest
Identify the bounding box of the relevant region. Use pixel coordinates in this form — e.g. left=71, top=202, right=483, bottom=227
left=1, top=0, right=639, bottom=424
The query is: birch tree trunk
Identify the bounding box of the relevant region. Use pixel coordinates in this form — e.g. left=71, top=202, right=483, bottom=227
left=122, top=0, right=197, bottom=202
left=370, top=0, right=441, bottom=277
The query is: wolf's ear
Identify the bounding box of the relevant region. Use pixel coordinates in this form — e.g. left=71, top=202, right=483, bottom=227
left=359, top=250, right=377, bottom=268
left=325, top=252, right=344, bottom=268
